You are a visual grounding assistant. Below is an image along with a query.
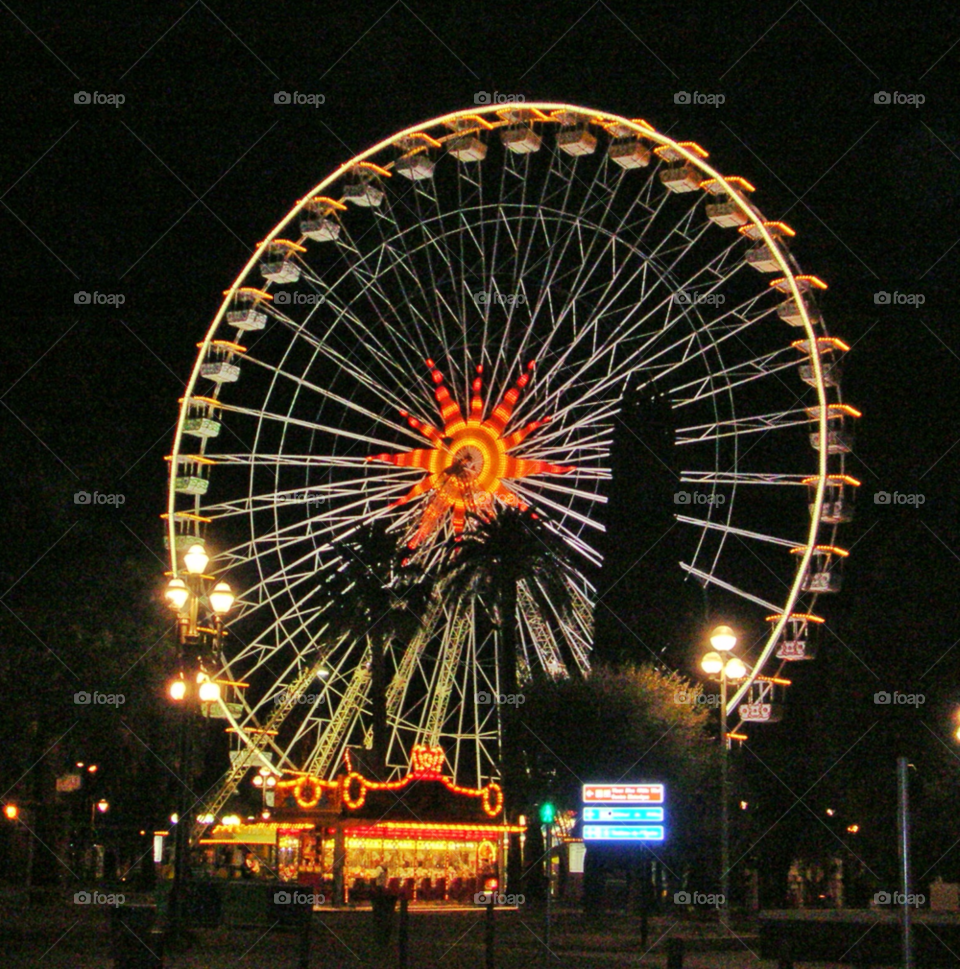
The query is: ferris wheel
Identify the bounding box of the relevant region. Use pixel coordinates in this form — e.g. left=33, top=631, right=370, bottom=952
left=164, top=104, right=856, bottom=823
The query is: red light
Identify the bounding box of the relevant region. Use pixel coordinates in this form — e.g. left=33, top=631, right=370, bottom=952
left=484, top=877, right=498, bottom=892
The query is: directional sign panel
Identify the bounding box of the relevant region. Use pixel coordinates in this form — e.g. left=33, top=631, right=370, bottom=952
left=583, top=824, right=665, bottom=842
left=582, top=783, right=664, bottom=804
left=582, top=806, right=664, bottom=823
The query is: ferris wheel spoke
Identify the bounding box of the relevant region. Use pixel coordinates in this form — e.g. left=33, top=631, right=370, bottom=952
left=679, top=471, right=810, bottom=486
left=680, top=562, right=783, bottom=613
left=667, top=351, right=800, bottom=407
left=674, top=515, right=802, bottom=549
left=676, top=408, right=812, bottom=444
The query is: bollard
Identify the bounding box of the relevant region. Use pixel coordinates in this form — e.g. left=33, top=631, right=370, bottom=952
left=398, top=895, right=409, bottom=969
left=298, top=903, right=311, bottom=969
left=485, top=891, right=496, bottom=969
left=666, top=937, right=684, bottom=969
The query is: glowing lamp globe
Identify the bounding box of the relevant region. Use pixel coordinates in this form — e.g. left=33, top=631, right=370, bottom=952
left=3, top=805, right=18, bottom=821
left=198, top=680, right=221, bottom=703
left=165, top=578, right=189, bottom=612
left=184, top=544, right=209, bottom=575
left=701, top=651, right=724, bottom=675
left=710, top=625, right=737, bottom=652
left=209, top=581, right=234, bottom=616
left=169, top=678, right=187, bottom=701
left=724, top=657, right=747, bottom=680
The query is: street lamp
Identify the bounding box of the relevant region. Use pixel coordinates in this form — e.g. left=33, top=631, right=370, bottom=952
left=701, top=625, right=746, bottom=911
left=163, top=543, right=234, bottom=936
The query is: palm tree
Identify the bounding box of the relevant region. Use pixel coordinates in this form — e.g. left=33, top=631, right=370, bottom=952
left=440, top=506, right=585, bottom=698
left=439, top=505, right=586, bottom=889
left=323, top=520, right=433, bottom=779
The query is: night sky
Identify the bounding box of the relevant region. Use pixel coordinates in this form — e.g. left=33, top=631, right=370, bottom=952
left=2, top=1, right=959, bottom=890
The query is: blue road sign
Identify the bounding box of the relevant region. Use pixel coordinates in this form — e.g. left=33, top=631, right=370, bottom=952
left=582, top=824, right=665, bottom=842
left=582, top=806, right=664, bottom=823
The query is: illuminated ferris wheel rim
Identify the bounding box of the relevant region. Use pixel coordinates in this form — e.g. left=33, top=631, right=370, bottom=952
left=166, top=102, right=833, bottom=725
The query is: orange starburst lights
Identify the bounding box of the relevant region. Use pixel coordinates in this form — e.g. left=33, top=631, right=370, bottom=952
left=367, top=359, right=573, bottom=547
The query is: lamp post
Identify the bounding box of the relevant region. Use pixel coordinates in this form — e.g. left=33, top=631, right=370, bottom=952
left=701, top=625, right=745, bottom=911
left=164, top=544, right=234, bottom=935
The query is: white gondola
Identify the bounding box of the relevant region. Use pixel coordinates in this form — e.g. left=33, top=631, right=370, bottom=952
left=745, top=244, right=782, bottom=272
left=660, top=164, right=702, bottom=192
left=804, top=475, right=859, bottom=524
left=342, top=182, right=385, bottom=207
left=706, top=199, right=752, bottom=228
left=183, top=417, right=221, bottom=438
left=174, top=475, right=209, bottom=496
left=501, top=125, right=541, bottom=154
left=299, top=216, right=341, bottom=242
left=260, top=257, right=300, bottom=284
left=200, top=360, right=240, bottom=383
left=810, top=426, right=854, bottom=454
left=395, top=153, right=435, bottom=181
left=557, top=125, right=597, bottom=157
left=778, top=297, right=822, bottom=326
left=770, top=613, right=823, bottom=661
left=227, top=307, right=267, bottom=331
left=448, top=134, right=486, bottom=162
left=799, top=360, right=840, bottom=386
left=607, top=137, right=651, bottom=169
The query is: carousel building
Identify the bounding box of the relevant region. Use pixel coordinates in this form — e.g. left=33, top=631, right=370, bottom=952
left=200, top=745, right=521, bottom=903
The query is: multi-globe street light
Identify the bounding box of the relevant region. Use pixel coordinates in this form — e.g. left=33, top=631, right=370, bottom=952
left=163, top=543, right=234, bottom=933
left=701, top=625, right=745, bottom=910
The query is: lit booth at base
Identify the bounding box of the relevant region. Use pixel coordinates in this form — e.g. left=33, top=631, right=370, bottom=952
left=200, top=745, right=521, bottom=904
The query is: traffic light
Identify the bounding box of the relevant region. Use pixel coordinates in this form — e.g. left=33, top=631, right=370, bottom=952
left=539, top=801, right=556, bottom=824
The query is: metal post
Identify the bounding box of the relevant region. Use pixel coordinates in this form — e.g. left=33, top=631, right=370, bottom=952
left=897, top=757, right=914, bottom=969
left=720, top=669, right=730, bottom=910
left=169, top=701, right=192, bottom=933
left=298, top=902, right=311, bottom=969
left=485, top=889, right=496, bottom=969
left=543, top=823, right=552, bottom=967
left=398, top=895, right=409, bottom=969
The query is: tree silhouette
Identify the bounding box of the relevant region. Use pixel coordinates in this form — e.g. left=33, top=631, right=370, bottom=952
left=439, top=505, right=587, bottom=889
left=322, top=521, right=434, bottom=779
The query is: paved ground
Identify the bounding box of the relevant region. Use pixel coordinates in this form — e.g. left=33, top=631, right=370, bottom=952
left=1, top=892, right=920, bottom=969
